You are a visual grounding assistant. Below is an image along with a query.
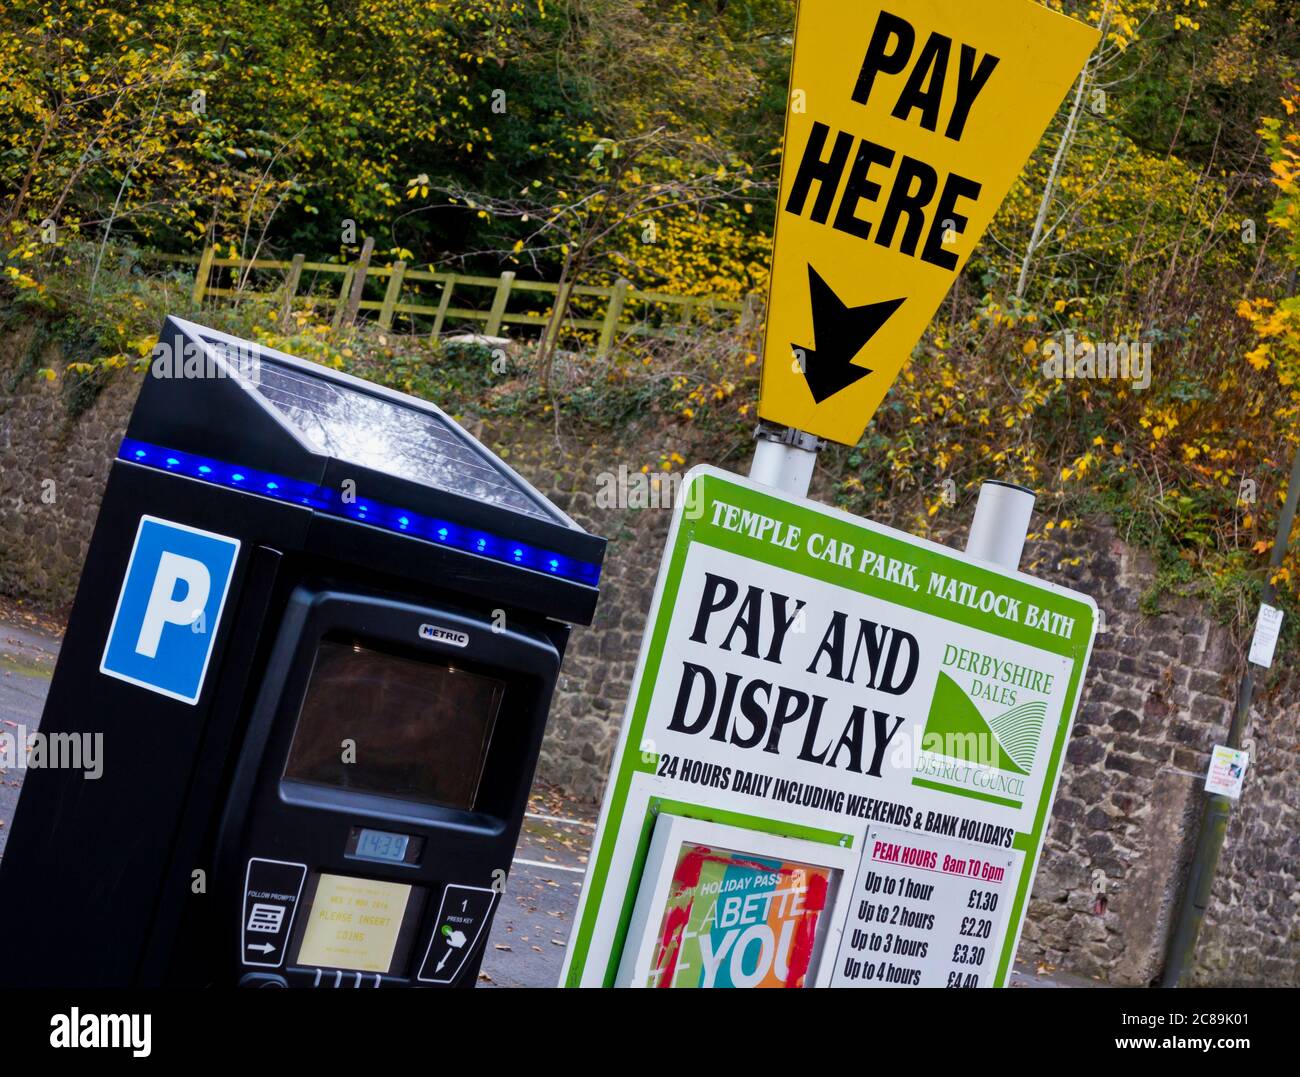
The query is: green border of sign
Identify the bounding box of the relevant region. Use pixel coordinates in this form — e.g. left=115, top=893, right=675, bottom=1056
left=564, top=467, right=1095, bottom=987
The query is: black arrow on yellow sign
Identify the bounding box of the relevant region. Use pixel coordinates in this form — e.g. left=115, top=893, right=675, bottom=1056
left=793, top=265, right=905, bottom=404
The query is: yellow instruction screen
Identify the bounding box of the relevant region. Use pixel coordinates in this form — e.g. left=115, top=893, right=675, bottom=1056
left=295, top=874, right=412, bottom=973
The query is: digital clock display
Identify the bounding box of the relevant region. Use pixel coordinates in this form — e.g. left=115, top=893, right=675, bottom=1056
left=353, top=828, right=411, bottom=863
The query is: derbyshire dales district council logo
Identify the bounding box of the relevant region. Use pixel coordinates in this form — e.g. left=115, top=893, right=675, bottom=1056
left=912, top=644, right=1055, bottom=810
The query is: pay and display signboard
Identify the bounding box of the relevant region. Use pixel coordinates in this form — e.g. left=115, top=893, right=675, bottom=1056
left=563, top=469, right=1097, bottom=988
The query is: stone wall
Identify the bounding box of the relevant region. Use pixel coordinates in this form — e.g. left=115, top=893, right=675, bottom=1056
left=1193, top=693, right=1299, bottom=985
left=1010, top=527, right=1298, bottom=987
left=0, top=326, right=1295, bottom=986
left=471, top=421, right=675, bottom=797
left=0, top=324, right=143, bottom=608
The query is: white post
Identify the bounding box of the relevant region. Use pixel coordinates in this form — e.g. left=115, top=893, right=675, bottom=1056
left=965, top=481, right=1036, bottom=571
left=748, top=422, right=821, bottom=498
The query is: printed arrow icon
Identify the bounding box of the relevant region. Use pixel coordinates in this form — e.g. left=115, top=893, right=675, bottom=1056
left=792, top=265, right=905, bottom=404
left=247, top=942, right=276, bottom=954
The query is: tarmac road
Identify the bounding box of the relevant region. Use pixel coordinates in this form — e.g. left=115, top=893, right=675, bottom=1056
left=479, top=810, right=592, bottom=988
left=0, top=621, right=58, bottom=859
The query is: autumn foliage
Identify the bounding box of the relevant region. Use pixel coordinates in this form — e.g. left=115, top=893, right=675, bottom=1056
left=1, top=0, right=1298, bottom=630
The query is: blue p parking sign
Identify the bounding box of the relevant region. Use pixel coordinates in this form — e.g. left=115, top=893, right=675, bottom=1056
left=100, top=516, right=241, bottom=704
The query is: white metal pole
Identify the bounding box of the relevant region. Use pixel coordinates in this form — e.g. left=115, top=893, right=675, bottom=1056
left=965, top=480, right=1036, bottom=571
left=748, top=422, right=821, bottom=498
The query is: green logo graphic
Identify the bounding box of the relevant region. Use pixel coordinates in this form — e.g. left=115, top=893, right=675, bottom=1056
left=921, top=672, right=1047, bottom=775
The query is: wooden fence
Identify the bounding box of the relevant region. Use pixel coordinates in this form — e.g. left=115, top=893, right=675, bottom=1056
left=143, top=242, right=761, bottom=358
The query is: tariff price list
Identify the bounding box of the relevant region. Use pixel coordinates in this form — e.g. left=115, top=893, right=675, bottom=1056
left=829, top=825, right=1021, bottom=988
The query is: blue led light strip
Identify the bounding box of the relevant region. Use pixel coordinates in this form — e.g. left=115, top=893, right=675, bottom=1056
left=118, top=438, right=600, bottom=587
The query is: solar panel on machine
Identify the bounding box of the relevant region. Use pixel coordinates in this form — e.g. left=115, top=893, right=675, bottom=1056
left=228, top=356, right=559, bottom=522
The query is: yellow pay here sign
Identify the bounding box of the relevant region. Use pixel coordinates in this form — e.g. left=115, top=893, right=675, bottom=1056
left=759, top=0, right=1098, bottom=446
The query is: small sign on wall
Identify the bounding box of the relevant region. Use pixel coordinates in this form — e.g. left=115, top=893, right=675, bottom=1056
left=1204, top=744, right=1249, bottom=800
left=1247, top=604, right=1283, bottom=669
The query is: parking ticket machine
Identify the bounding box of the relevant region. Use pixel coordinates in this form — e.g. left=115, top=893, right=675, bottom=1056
left=0, top=317, right=605, bottom=987
left=220, top=586, right=563, bottom=987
